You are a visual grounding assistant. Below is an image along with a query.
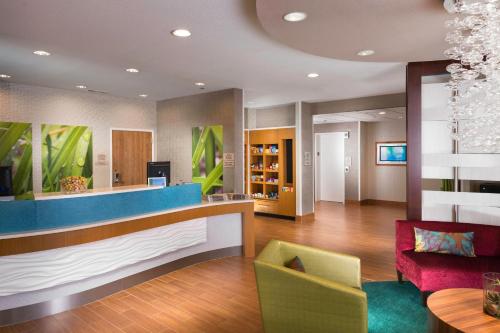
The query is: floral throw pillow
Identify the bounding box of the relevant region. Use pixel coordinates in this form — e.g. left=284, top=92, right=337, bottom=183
left=414, top=227, right=476, bottom=257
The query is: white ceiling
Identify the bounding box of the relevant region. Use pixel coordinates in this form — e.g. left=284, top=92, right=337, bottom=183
left=0, top=0, right=406, bottom=107
left=313, top=107, right=406, bottom=124
left=256, top=0, right=450, bottom=62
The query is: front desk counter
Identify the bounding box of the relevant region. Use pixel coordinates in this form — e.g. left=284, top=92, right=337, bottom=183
left=0, top=184, right=254, bottom=325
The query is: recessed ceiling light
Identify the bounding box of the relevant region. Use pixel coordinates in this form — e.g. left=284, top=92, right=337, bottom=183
left=171, top=29, right=191, bottom=37
left=283, top=12, right=307, bottom=22
left=139, top=94, right=148, bottom=98
left=125, top=68, right=139, bottom=73
left=33, top=50, right=51, bottom=56
left=378, top=111, right=387, bottom=115
left=0, top=74, right=11, bottom=79
left=194, top=82, right=205, bottom=87
left=75, top=85, right=87, bottom=89
left=307, top=73, right=319, bottom=78
left=357, top=49, right=375, bottom=56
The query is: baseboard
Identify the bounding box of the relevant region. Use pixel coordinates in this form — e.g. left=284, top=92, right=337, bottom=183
left=360, top=199, right=407, bottom=208
left=295, top=213, right=314, bottom=223
left=0, top=246, right=242, bottom=327
left=345, top=200, right=362, bottom=206
left=255, top=212, right=295, bottom=221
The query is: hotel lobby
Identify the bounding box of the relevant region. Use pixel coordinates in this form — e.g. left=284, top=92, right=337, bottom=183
left=1, top=1, right=500, bottom=332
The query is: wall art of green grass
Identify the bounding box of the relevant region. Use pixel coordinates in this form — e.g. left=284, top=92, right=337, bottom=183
left=0, top=122, right=33, bottom=198
left=42, top=124, right=93, bottom=193
left=192, top=125, right=223, bottom=195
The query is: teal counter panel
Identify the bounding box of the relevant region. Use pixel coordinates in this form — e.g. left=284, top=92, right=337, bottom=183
left=0, top=184, right=202, bottom=234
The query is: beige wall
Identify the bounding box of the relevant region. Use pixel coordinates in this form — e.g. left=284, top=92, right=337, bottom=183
left=246, top=104, right=295, bottom=129
left=156, top=89, right=244, bottom=193
left=0, top=82, right=156, bottom=192
left=314, top=122, right=359, bottom=201
left=361, top=120, right=407, bottom=202
left=313, top=93, right=405, bottom=115
left=300, top=102, right=314, bottom=215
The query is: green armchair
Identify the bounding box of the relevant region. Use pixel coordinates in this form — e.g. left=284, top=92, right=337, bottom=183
left=254, top=240, right=367, bottom=333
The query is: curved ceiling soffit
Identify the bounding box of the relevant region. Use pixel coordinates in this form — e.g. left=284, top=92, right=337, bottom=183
left=255, top=0, right=451, bottom=63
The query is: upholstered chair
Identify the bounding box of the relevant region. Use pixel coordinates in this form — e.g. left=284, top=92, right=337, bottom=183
left=254, top=240, right=367, bottom=333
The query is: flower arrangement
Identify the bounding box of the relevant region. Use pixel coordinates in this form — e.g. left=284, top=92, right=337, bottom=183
left=483, top=272, right=500, bottom=318
left=60, top=176, right=88, bottom=194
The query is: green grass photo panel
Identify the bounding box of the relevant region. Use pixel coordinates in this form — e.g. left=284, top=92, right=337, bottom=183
left=0, top=122, right=33, bottom=198
left=192, top=125, right=223, bottom=195
left=42, top=124, right=93, bottom=193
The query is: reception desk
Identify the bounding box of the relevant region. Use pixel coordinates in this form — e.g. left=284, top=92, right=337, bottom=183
left=0, top=184, right=254, bottom=325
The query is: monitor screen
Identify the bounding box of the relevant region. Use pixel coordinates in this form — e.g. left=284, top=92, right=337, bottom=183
left=376, top=143, right=407, bottom=165
left=0, top=166, right=13, bottom=196
left=147, top=161, right=170, bottom=186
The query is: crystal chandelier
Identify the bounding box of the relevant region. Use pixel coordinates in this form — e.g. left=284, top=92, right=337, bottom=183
left=444, top=0, right=500, bottom=152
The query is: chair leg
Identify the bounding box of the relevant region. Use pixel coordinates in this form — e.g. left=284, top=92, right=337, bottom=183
left=396, top=270, right=403, bottom=284
left=421, top=291, right=432, bottom=307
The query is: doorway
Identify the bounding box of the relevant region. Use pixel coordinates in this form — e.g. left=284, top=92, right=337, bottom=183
left=111, top=129, right=153, bottom=187
left=315, top=132, right=345, bottom=203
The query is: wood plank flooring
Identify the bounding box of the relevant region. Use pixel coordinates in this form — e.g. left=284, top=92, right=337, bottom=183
left=1, top=202, right=405, bottom=333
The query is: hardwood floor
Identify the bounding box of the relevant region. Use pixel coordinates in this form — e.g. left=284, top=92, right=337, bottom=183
left=1, top=202, right=405, bottom=333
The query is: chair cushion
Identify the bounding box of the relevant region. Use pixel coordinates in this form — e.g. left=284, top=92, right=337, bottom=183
left=285, top=256, right=306, bottom=273
left=414, top=227, right=475, bottom=257
left=399, top=250, right=500, bottom=291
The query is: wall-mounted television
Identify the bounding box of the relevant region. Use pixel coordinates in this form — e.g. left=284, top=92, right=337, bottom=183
left=376, top=142, right=407, bottom=165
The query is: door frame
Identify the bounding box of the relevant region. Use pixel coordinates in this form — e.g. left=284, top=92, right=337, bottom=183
left=314, top=132, right=346, bottom=203
left=109, top=128, right=156, bottom=187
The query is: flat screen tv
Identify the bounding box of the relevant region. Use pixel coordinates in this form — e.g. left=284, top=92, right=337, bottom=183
left=376, top=142, right=407, bottom=165
left=0, top=166, right=13, bottom=196
left=147, top=161, right=170, bottom=186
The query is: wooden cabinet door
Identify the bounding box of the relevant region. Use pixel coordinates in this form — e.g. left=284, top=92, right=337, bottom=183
left=112, top=130, right=152, bottom=186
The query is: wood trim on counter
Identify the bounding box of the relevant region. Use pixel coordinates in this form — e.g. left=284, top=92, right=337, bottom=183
left=0, top=201, right=255, bottom=258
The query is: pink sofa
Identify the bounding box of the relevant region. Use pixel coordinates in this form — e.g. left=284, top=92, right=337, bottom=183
left=395, top=219, right=500, bottom=305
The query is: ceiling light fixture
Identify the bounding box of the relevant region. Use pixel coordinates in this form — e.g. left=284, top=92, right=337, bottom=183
left=194, top=82, right=205, bottom=87
left=378, top=111, right=386, bottom=115
left=307, top=73, right=319, bottom=78
left=0, top=74, right=11, bottom=79
left=171, top=29, right=191, bottom=37
left=33, top=50, right=51, bottom=56
left=125, top=68, right=139, bottom=73
left=357, top=49, right=375, bottom=57
left=75, top=85, right=87, bottom=89
left=139, top=94, right=148, bottom=98
left=283, top=12, right=307, bottom=22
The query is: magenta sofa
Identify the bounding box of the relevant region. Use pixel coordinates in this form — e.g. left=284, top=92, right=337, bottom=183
left=395, top=219, right=500, bottom=305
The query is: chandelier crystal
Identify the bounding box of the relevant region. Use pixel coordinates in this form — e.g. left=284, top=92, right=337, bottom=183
left=444, top=0, right=500, bottom=152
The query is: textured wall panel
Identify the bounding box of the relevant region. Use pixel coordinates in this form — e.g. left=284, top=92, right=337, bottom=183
left=0, top=218, right=207, bottom=296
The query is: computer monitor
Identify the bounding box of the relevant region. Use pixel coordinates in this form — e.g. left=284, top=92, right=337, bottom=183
left=0, top=166, right=14, bottom=196
left=147, top=161, right=170, bottom=186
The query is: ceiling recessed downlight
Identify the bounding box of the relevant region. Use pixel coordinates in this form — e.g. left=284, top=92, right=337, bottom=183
left=0, top=74, right=11, bottom=79
left=125, top=68, right=139, bottom=73
left=378, top=111, right=387, bottom=115
left=357, top=49, right=375, bottom=56
left=33, top=50, right=51, bottom=56
left=283, top=12, right=307, bottom=22
left=139, top=94, right=148, bottom=98
left=194, top=82, right=205, bottom=87
left=171, top=29, right=191, bottom=37
left=307, top=73, right=319, bottom=78
left=75, top=85, right=87, bottom=89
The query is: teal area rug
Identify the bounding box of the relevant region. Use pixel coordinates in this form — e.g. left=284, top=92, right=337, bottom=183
left=364, top=281, right=427, bottom=333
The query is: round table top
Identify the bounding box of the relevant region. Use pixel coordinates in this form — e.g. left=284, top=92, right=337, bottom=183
left=427, top=288, right=500, bottom=333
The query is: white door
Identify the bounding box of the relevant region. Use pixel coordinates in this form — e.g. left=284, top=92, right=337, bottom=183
left=317, top=133, right=345, bottom=203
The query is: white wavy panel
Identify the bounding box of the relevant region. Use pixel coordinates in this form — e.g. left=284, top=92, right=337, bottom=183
left=423, top=154, right=500, bottom=168
left=422, top=83, right=450, bottom=121
left=423, top=190, right=500, bottom=208
left=0, top=218, right=207, bottom=296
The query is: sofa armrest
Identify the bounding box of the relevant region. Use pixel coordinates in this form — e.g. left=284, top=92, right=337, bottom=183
left=254, top=260, right=368, bottom=333
left=279, top=241, right=362, bottom=289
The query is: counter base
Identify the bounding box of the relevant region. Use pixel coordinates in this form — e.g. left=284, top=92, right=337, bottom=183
left=0, top=246, right=242, bottom=327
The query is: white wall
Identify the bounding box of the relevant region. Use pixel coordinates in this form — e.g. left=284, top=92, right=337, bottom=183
left=0, top=82, right=156, bottom=192
left=362, top=120, right=407, bottom=202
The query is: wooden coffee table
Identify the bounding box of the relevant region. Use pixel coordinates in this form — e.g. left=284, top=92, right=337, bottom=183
left=427, top=288, right=500, bottom=333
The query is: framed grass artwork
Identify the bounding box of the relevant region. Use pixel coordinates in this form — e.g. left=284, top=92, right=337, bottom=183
left=0, top=122, right=33, bottom=198
left=192, top=125, right=223, bottom=195
left=42, top=124, right=93, bottom=193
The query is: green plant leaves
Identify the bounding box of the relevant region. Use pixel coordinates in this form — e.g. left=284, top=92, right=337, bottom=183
left=192, top=125, right=223, bottom=195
